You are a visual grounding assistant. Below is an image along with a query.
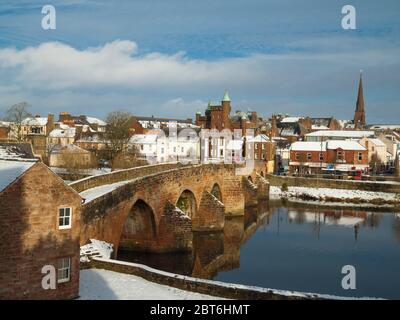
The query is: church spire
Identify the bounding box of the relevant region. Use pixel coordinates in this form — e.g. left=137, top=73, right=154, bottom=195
left=354, top=71, right=366, bottom=129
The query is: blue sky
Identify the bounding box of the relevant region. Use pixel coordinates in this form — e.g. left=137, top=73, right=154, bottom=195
left=0, top=0, right=399, bottom=123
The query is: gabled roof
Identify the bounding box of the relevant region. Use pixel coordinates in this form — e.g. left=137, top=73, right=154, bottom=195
left=0, top=159, right=37, bottom=193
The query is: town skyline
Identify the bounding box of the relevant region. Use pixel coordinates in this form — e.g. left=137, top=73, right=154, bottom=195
left=0, top=0, right=400, bottom=122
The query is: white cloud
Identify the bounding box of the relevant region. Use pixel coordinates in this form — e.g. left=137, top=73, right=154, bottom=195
left=0, top=39, right=400, bottom=122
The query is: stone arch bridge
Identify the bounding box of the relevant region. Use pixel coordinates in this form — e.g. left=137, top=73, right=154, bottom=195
left=70, top=163, right=269, bottom=255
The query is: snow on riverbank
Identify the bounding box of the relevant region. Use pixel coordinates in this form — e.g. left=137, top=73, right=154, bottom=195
left=79, top=269, right=224, bottom=300
left=270, top=186, right=399, bottom=202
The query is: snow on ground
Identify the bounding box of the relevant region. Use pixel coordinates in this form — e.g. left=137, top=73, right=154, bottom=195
left=270, top=186, right=399, bottom=201
left=79, top=269, right=224, bottom=300
left=80, top=180, right=132, bottom=203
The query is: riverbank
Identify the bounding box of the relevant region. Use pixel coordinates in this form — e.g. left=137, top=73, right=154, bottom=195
left=79, top=269, right=223, bottom=300
left=270, top=186, right=400, bottom=210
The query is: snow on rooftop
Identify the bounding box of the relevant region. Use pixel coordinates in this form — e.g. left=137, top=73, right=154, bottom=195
left=281, top=117, right=301, bottom=123
left=22, top=117, right=48, bottom=126
left=290, top=141, right=327, bottom=152
left=326, top=140, right=366, bottom=151
left=368, top=138, right=386, bottom=147
left=0, top=160, right=36, bottom=193
left=369, top=124, right=400, bottom=130
left=49, top=128, right=76, bottom=138
left=311, top=125, right=329, bottom=130
left=248, top=134, right=270, bottom=143
left=306, top=130, right=374, bottom=138
left=291, top=140, right=366, bottom=151
left=86, top=117, right=106, bottom=126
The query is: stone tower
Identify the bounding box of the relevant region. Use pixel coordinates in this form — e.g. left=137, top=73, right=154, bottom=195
left=354, top=72, right=366, bottom=129
left=221, top=90, right=231, bottom=130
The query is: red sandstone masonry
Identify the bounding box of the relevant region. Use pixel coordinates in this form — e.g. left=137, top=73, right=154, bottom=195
left=70, top=162, right=181, bottom=192
left=79, top=164, right=246, bottom=253
left=0, top=162, right=81, bottom=300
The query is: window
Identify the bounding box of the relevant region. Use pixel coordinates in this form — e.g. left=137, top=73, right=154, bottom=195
left=262, top=153, right=266, bottom=160
left=372, top=147, right=375, bottom=152
left=57, top=258, right=71, bottom=284
left=220, top=149, right=224, bottom=156
left=181, top=147, right=184, bottom=153
left=255, top=143, right=259, bottom=150
left=255, top=153, right=258, bottom=160
left=173, top=147, right=176, bottom=153
left=319, top=153, right=324, bottom=161
left=161, top=148, right=164, bottom=154
left=262, top=144, right=266, bottom=150
left=307, top=153, right=312, bottom=161
left=358, top=152, right=363, bottom=161
left=295, top=153, right=300, bottom=161
left=337, top=151, right=344, bottom=160
left=220, top=138, right=224, bottom=146
left=59, top=208, right=72, bottom=229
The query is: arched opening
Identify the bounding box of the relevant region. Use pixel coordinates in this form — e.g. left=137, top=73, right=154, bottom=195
left=248, top=176, right=253, bottom=183
left=119, top=200, right=156, bottom=251
left=210, top=183, right=222, bottom=202
left=176, top=190, right=197, bottom=219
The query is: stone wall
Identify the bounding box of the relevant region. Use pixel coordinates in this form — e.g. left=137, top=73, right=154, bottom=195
left=266, top=174, right=400, bottom=193
left=87, top=258, right=316, bottom=300
left=0, top=162, right=81, bottom=299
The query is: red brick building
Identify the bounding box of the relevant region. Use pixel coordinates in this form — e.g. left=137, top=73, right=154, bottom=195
left=0, top=159, right=81, bottom=299
left=0, top=121, right=10, bottom=140
left=195, top=91, right=258, bottom=134
left=289, top=140, right=369, bottom=174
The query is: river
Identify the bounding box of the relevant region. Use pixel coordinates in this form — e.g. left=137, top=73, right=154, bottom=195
left=117, top=200, right=400, bottom=299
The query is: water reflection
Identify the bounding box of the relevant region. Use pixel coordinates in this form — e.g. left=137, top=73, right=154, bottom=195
left=118, top=200, right=400, bottom=299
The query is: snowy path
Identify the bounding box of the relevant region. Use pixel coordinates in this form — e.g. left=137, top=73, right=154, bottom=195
left=79, top=269, right=225, bottom=300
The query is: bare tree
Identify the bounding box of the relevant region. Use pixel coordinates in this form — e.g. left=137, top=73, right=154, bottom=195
left=104, top=111, right=133, bottom=166
left=5, top=102, right=31, bottom=141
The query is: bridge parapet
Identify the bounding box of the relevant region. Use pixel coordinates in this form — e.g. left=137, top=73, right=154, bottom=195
left=78, top=163, right=260, bottom=254
left=69, top=162, right=182, bottom=193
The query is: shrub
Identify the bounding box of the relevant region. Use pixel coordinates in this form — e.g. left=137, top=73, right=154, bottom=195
left=281, top=183, right=289, bottom=192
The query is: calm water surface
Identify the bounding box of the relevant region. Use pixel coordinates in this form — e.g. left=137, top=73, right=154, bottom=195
left=118, top=202, right=400, bottom=299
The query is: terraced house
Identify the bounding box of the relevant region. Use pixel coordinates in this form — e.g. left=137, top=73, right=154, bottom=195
left=289, top=140, right=369, bottom=174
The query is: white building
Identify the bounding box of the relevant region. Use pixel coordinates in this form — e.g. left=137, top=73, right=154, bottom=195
left=130, top=129, right=200, bottom=164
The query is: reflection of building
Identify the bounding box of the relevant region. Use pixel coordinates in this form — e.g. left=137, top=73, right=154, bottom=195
left=0, top=153, right=81, bottom=299
left=288, top=210, right=367, bottom=227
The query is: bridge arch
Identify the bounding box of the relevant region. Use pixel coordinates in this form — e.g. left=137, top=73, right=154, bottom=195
left=210, top=183, right=223, bottom=202
left=176, top=189, right=197, bottom=219
left=119, top=199, right=157, bottom=251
